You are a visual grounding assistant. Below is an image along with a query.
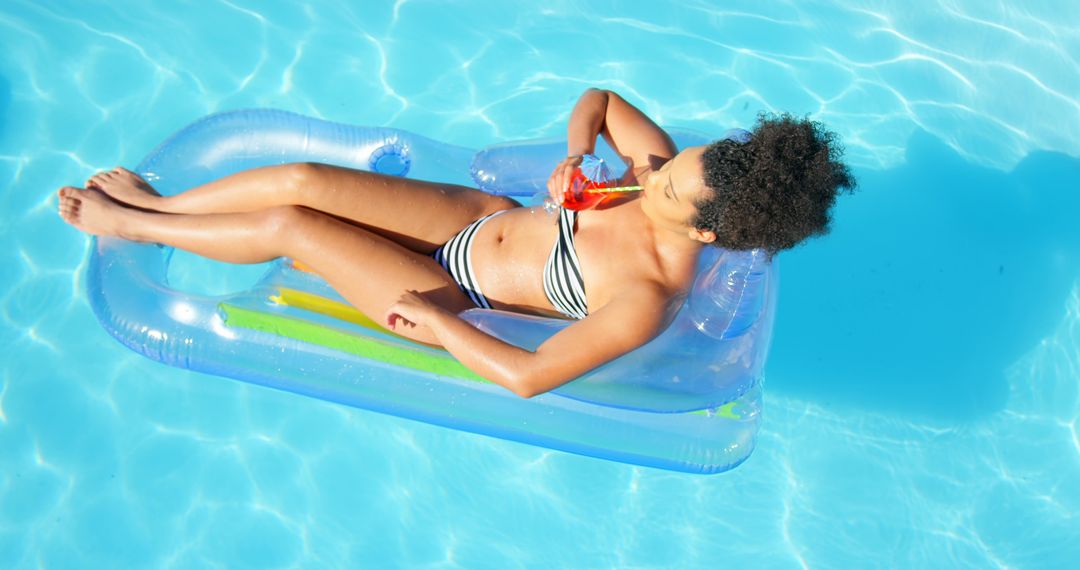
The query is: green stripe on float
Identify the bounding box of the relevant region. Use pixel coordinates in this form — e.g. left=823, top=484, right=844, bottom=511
left=219, top=303, right=743, bottom=419
left=712, top=401, right=740, bottom=419
left=219, top=303, right=489, bottom=384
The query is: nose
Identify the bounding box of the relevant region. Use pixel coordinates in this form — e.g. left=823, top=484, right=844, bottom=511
left=644, top=170, right=661, bottom=193
left=642, top=170, right=655, bottom=189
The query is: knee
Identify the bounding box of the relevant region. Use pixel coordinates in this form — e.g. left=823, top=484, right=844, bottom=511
left=280, top=162, right=325, bottom=196
left=262, top=205, right=311, bottom=235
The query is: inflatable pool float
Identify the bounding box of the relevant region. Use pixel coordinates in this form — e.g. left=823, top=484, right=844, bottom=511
left=86, top=109, right=778, bottom=474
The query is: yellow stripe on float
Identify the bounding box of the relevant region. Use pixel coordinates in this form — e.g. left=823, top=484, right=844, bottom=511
left=270, top=287, right=388, bottom=335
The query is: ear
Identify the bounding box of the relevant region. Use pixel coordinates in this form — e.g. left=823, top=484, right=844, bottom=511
left=688, top=227, right=716, bottom=244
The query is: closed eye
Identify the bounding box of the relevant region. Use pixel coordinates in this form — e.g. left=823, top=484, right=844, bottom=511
left=665, top=172, right=677, bottom=201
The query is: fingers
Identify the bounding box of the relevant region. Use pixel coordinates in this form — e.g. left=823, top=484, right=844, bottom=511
left=546, top=156, right=585, bottom=206
left=552, top=167, right=564, bottom=204
left=547, top=164, right=560, bottom=197
left=385, top=290, right=425, bottom=330
left=385, top=311, right=416, bottom=331
left=548, top=159, right=567, bottom=196
left=562, top=162, right=578, bottom=197
left=548, top=166, right=561, bottom=204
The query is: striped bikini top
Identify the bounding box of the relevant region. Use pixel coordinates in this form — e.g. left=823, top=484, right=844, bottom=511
left=543, top=207, right=589, bottom=319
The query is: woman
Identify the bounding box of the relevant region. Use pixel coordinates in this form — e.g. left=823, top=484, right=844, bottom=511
left=57, top=89, right=854, bottom=397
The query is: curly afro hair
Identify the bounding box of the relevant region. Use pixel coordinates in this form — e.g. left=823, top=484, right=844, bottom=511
left=693, top=113, right=856, bottom=256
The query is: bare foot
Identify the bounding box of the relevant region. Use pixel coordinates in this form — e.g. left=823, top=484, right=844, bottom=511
left=57, top=186, right=136, bottom=239
left=85, top=167, right=163, bottom=211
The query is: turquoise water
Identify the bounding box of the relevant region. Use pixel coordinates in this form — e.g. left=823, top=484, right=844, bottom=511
left=2, top=0, right=1078, bottom=567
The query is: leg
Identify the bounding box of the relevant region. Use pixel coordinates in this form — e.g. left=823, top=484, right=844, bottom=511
left=88, top=163, right=519, bottom=254
left=58, top=187, right=473, bottom=345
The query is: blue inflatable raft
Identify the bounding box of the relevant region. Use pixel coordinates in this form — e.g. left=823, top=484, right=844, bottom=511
left=86, top=109, right=777, bottom=474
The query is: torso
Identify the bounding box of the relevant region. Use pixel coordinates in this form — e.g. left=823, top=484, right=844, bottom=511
left=468, top=170, right=700, bottom=319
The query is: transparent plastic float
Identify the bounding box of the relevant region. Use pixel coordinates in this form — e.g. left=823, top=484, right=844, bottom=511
left=87, top=109, right=777, bottom=474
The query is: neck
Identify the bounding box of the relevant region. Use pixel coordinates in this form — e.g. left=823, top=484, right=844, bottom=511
left=635, top=208, right=707, bottom=265
left=604, top=194, right=707, bottom=264
left=654, top=224, right=707, bottom=258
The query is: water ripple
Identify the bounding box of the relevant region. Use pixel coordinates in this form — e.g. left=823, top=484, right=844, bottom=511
left=2, top=0, right=1079, bottom=567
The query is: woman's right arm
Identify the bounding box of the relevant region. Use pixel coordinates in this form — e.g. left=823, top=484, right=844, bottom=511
left=390, top=283, right=672, bottom=398
left=548, top=88, right=679, bottom=198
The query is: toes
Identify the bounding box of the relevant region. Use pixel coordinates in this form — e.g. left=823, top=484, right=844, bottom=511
left=58, top=187, right=84, bottom=207
left=115, top=166, right=142, bottom=182
left=87, top=172, right=109, bottom=188
left=58, top=201, right=78, bottom=222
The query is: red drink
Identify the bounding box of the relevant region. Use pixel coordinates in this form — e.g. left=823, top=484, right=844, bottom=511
left=561, top=168, right=617, bottom=211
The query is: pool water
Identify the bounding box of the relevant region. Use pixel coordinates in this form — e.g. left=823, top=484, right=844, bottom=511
left=2, top=0, right=1078, bottom=567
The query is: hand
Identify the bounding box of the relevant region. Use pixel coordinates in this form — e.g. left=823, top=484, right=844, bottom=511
left=546, top=155, right=584, bottom=206
left=385, top=290, right=443, bottom=331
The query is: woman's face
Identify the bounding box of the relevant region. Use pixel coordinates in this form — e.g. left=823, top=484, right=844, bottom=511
left=640, top=146, right=716, bottom=243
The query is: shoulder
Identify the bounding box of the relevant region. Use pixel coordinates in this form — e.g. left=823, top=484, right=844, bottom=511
left=587, top=279, right=683, bottom=344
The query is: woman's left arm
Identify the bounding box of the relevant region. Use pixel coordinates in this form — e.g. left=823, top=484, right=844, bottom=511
left=386, top=286, right=674, bottom=398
